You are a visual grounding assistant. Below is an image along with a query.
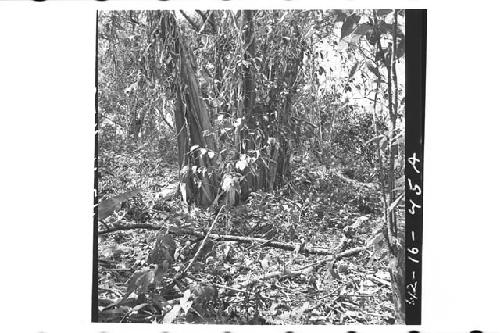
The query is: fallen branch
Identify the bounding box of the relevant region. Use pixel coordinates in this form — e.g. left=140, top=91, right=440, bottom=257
left=98, top=223, right=161, bottom=235
left=334, top=171, right=376, bottom=191
left=176, top=207, right=225, bottom=278
left=163, top=208, right=226, bottom=292
left=98, top=223, right=368, bottom=257
left=234, top=246, right=368, bottom=288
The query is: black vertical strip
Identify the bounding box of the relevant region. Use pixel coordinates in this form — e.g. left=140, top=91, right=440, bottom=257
left=405, top=9, right=426, bottom=325
left=92, top=10, right=99, bottom=323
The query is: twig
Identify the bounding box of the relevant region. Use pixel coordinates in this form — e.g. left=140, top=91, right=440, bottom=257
left=183, top=206, right=225, bottom=274
left=167, top=207, right=226, bottom=288
left=367, top=275, right=391, bottom=287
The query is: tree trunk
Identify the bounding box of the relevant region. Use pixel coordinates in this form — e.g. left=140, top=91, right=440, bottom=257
left=239, top=10, right=257, bottom=200
left=372, top=9, right=406, bottom=323
left=268, top=23, right=304, bottom=189
left=162, top=12, right=218, bottom=207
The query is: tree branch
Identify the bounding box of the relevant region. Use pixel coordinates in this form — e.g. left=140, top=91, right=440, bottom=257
left=195, top=10, right=217, bottom=32
left=99, top=223, right=368, bottom=257
left=179, top=10, right=199, bottom=31
left=177, top=206, right=225, bottom=278
left=233, top=246, right=367, bottom=288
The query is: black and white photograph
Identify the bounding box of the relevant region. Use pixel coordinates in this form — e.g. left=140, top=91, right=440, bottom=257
left=6, top=0, right=500, bottom=332
left=95, top=9, right=414, bottom=324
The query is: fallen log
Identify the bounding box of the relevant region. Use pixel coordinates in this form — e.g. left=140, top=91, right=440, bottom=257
left=98, top=223, right=368, bottom=257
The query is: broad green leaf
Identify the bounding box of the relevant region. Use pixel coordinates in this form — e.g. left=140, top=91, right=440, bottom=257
left=348, top=61, right=359, bottom=79
left=132, top=303, right=149, bottom=312
left=182, top=289, right=191, bottom=302
left=126, top=268, right=155, bottom=294
left=341, top=14, right=360, bottom=40
left=235, top=158, right=247, bottom=171
left=163, top=304, right=181, bottom=323
left=180, top=290, right=192, bottom=313
left=366, top=61, right=381, bottom=79
left=233, top=117, right=242, bottom=128
left=353, top=23, right=373, bottom=36
left=380, top=137, right=388, bottom=151
left=378, top=21, right=393, bottom=34
left=222, top=174, right=233, bottom=191
left=388, top=193, right=404, bottom=213
left=180, top=300, right=192, bottom=314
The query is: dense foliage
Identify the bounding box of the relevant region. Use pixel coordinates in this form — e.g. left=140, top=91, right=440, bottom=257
left=97, top=9, right=405, bottom=324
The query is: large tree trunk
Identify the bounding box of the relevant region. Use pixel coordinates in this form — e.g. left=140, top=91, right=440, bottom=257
left=162, top=12, right=218, bottom=207
left=238, top=10, right=257, bottom=200
left=178, top=35, right=217, bottom=206
left=267, top=22, right=304, bottom=189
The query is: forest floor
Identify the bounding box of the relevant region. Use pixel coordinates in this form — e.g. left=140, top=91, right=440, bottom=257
left=97, top=146, right=397, bottom=324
